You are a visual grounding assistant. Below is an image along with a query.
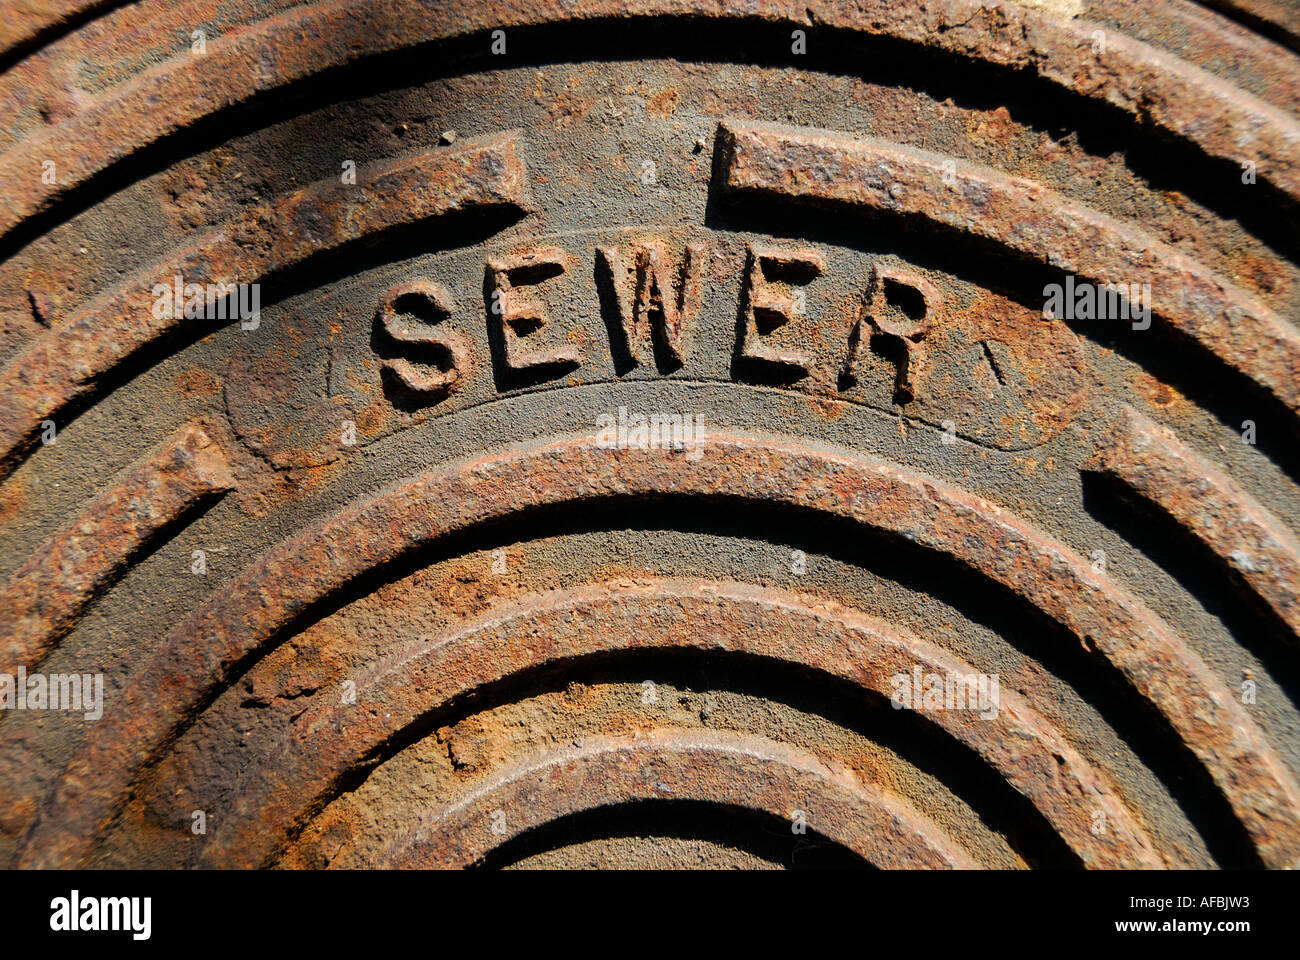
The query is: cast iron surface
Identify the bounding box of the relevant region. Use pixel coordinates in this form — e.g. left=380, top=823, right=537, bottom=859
left=1, top=0, right=1299, bottom=869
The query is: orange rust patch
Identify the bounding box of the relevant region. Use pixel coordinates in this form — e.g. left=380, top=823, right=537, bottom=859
left=1232, top=252, right=1289, bottom=299
left=809, top=395, right=848, bottom=420
left=969, top=105, right=1015, bottom=144
left=0, top=473, right=24, bottom=528
left=1130, top=368, right=1186, bottom=410
left=647, top=86, right=679, bottom=116
left=175, top=366, right=221, bottom=398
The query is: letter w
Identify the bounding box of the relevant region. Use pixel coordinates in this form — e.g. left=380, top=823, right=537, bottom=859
left=597, top=242, right=705, bottom=369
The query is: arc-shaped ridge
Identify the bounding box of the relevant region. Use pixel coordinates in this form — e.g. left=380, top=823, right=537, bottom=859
left=3, top=0, right=1298, bottom=244
left=718, top=120, right=1300, bottom=416
left=18, top=433, right=1299, bottom=868
left=1090, top=405, right=1300, bottom=645
left=1194, top=0, right=1300, bottom=52
left=1096, top=0, right=1300, bottom=114
left=0, top=131, right=529, bottom=479
left=201, top=579, right=1164, bottom=869
left=0, top=421, right=232, bottom=673
left=0, top=0, right=113, bottom=61
left=375, top=730, right=977, bottom=869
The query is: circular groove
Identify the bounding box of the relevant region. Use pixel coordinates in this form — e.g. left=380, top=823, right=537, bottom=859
left=18, top=433, right=1297, bottom=868
left=378, top=730, right=976, bottom=870
left=3, top=0, right=1300, bottom=245
left=201, top=579, right=1161, bottom=868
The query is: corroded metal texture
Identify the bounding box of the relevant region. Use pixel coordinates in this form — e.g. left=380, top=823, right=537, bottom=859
left=202, top=581, right=1162, bottom=869
left=1, top=0, right=1299, bottom=871
left=719, top=120, right=1300, bottom=412
left=383, top=731, right=979, bottom=869
left=0, top=421, right=233, bottom=671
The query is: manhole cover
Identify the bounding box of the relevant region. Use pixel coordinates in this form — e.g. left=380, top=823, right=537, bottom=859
left=1, top=0, right=1299, bottom=870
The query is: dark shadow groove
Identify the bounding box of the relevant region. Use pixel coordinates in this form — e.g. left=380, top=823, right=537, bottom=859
left=23, top=485, right=230, bottom=675
left=474, top=799, right=873, bottom=870
left=263, top=205, right=528, bottom=309
left=352, top=647, right=1075, bottom=870
left=1089, top=312, right=1300, bottom=492
left=1191, top=0, right=1300, bottom=54
left=102, top=488, right=1262, bottom=867
left=1082, top=470, right=1300, bottom=710
left=0, top=0, right=136, bottom=74
left=282, top=498, right=1262, bottom=867
left=0, top=305, right=222, bottom=483
left=5, top=13, right=1296, bottom=265
left=125, top=496, right=1256, bottom=869
left=0, top=205, right=526, bottom=484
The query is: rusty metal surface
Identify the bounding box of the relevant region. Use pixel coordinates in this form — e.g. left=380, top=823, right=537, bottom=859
left=199, top=580, right=1163, bottom=869
left=382, top=730, right=979, bottom=869
left=1, top=0, right=1299, bottom=870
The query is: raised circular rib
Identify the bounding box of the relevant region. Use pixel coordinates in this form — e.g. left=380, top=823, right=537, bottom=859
left=1090, top=406, right=1300, bottom=647
left=3, top=0, right=1299, bottom=246
left=201, top=579, right=1161, bottom=869
left=718, top=120, right=1300, bottom=417
left=0, top=421, right=232, bottom=673
left=20, top=433, right=1297, bottom=869
left=0, top=131, right=529, bottom=479
left=376, top=729, right=976, bottom=869
left=1089, top=0, right=1300, bottom=114
left=0, top=0, right=115, bottom=61
left=1194, top=0, right=1300, bottom=52
left=0, top=0, right=1295, bottom=878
